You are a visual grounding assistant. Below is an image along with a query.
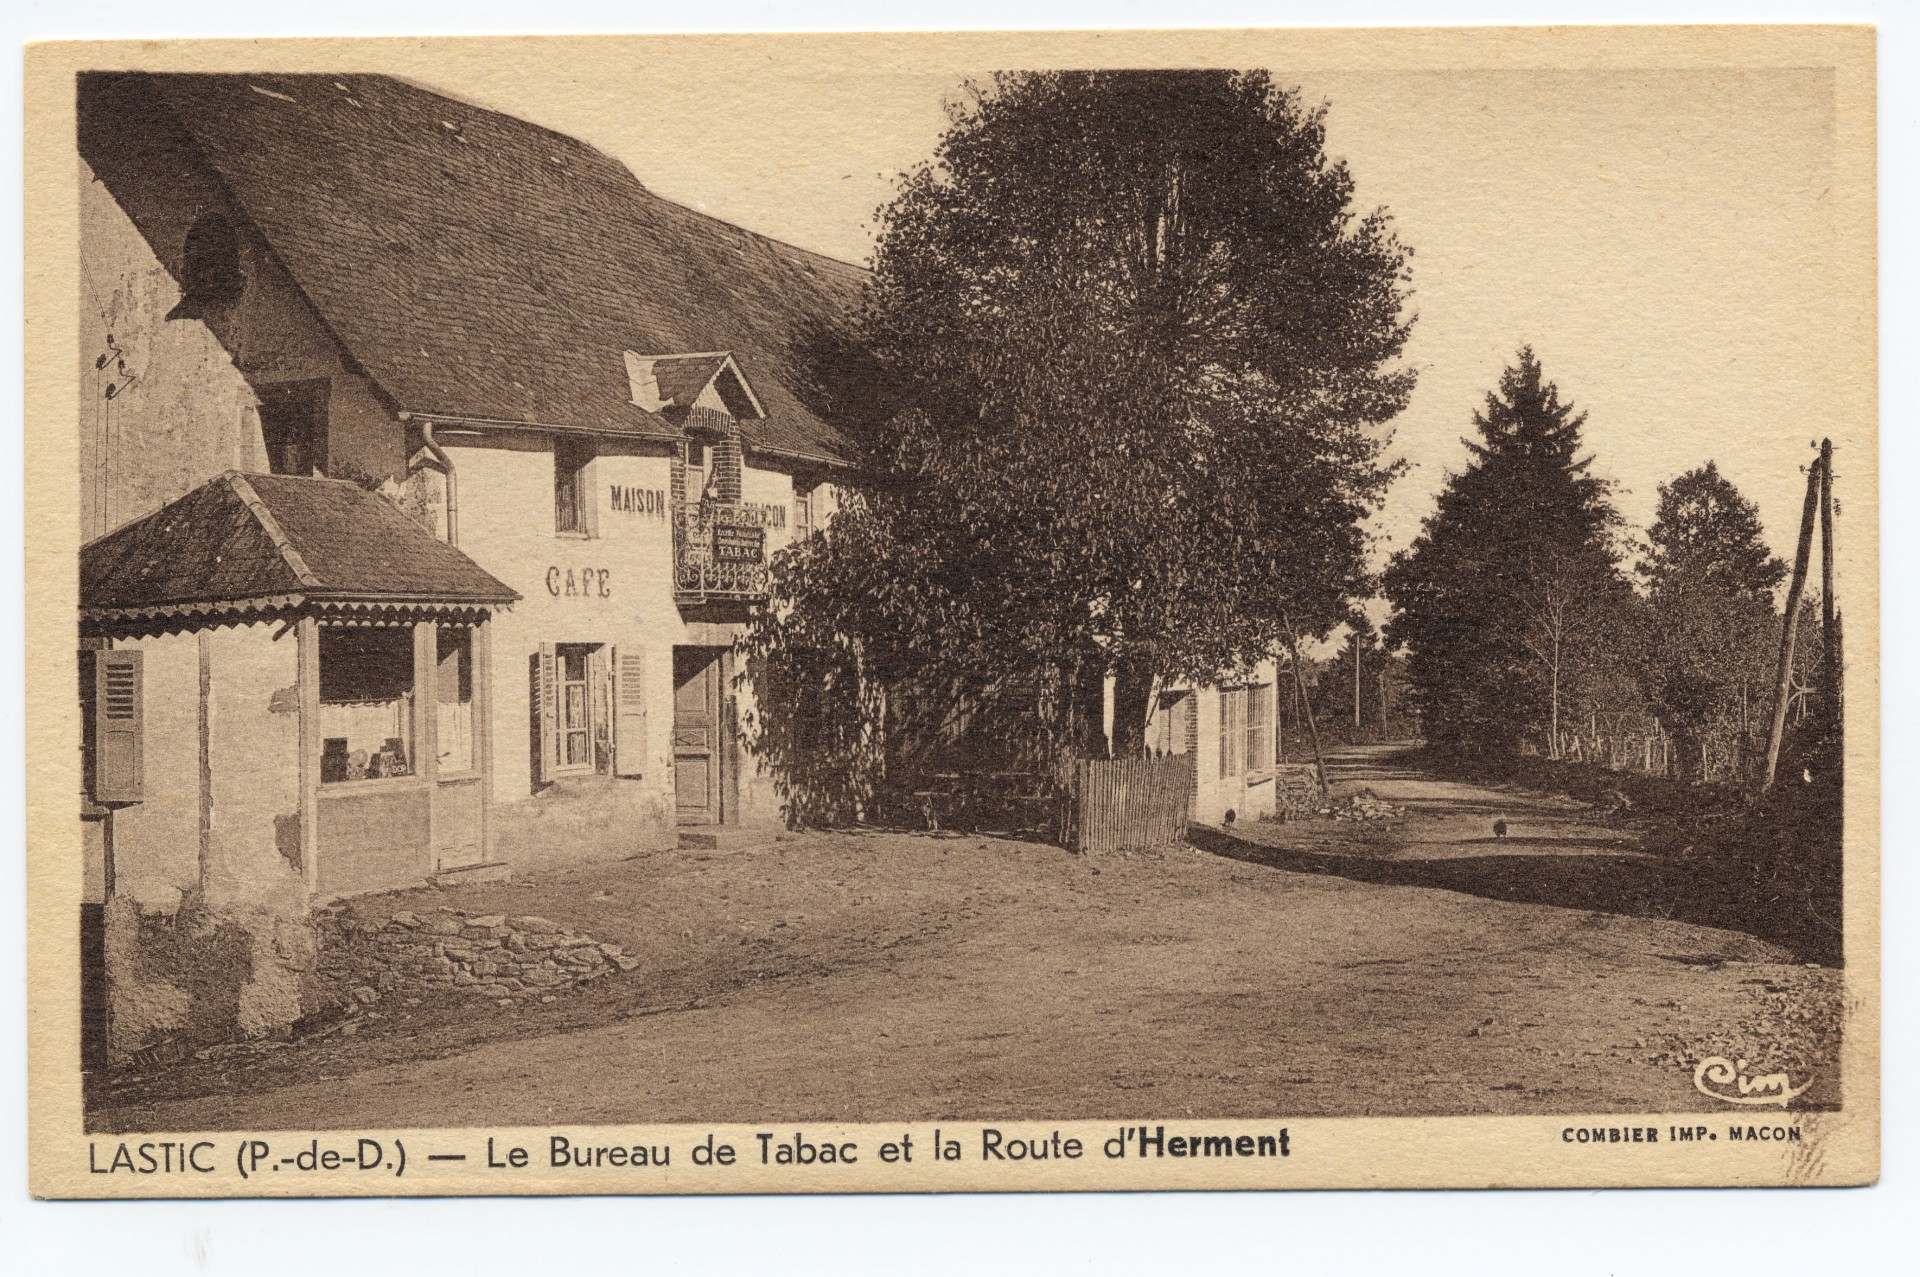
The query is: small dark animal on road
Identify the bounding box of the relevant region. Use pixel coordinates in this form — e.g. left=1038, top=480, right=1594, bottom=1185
left=1493, top=820, right=1508, bottom=839
left=1222, top=808, right=1237, bottom=828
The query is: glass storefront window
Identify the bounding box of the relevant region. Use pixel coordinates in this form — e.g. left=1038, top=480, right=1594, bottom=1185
left=319, top=625, right=414, bottom=783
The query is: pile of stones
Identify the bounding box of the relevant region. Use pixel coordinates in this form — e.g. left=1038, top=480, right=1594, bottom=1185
left=1325, top=789, right=1404, bottom=822
left=316, top=906, right=640, bottom=1010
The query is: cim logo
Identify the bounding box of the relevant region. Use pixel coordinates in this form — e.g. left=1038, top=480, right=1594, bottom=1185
left=1692, top=1056, right=1811, bottom=1107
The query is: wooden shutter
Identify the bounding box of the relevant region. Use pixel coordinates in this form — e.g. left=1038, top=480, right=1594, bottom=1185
left=533, top=643, right=558, bottom=784
left=94, top=650, right=143, bottom=803
left=614, top=648, right=648, bottom=778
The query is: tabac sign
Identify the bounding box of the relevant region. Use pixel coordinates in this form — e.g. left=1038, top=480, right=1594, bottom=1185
left=712, top=524, right=765, bottom=565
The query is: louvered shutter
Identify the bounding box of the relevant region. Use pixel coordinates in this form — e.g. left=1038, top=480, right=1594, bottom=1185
left=94, top=650, right=143, bottom=803
left=614, top=648, right=648, bottom=778
left=534, top=643, right=558, bottom=784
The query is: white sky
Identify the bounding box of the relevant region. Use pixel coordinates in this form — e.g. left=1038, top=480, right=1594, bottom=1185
left=453, top=62, right=1843, bottom=580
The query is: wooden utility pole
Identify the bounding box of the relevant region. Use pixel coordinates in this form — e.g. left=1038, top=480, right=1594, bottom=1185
left=1379, top=665, right=1390, bottom=741
left=1819, top=438, right=1839, bottom=719
left=1760, top=448, right=1825, bottom=793
left=1281, top=620, right=1330, bottom=800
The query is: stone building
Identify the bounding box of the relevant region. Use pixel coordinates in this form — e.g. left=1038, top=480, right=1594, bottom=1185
left=76, top=70, right=862, bottom=1060
left=73, top=68, right=1289, bottom=1064
left=80, top=472, right=517, bottom=1059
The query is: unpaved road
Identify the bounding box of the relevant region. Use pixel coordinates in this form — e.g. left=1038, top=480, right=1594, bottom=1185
left=94, top=745, right=1839, bottom=1131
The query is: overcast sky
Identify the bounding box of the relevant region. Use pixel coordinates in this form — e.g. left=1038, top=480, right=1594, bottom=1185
left=428, top=53, right=1844, bottom=585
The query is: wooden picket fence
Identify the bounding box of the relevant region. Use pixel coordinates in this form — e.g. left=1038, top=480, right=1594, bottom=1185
left=1551, top=727, right=1672, bottom=777
left=1060, top=754, right=1194, bottom=854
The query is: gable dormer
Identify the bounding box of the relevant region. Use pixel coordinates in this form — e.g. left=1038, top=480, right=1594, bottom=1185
left=624, top=351, right=766, bottom=425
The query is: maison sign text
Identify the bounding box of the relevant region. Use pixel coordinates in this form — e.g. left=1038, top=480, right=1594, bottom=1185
left=609, top=485, right=667, bottom=518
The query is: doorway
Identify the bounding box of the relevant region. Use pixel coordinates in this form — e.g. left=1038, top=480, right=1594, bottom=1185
left=672, top=647, right=727, bottom=824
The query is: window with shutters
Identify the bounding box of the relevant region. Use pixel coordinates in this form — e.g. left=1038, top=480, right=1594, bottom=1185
left=318, top=626, right=415, bottom=783
left=436, top=626, right=475, bottom=775
left=1218, top=687, right=1246, bottom=780
left=533, top=643, right=632, bottom=784
left=1245, top=683, right=1274, bottom=774
left=556, top=643, right=597, bottom=772
left=554, top=437, right=594, bottom=535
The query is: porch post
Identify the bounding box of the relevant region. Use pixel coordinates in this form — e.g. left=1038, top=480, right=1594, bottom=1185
left=415, top=621, right=439, bottom=874
left=474, top=617, right=495, bottom=863
left=296, top=616, right=320, bottom=898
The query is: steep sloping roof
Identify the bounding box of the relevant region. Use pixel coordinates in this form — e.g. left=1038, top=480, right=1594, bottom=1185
left=82, top=472, right=519, bottom=624
left=647, top=355, right=735, bottom=412
left=132, top=72, right=867, bottom=466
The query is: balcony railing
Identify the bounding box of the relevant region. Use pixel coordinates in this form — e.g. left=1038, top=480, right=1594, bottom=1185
left=673, top=500, right=771, bottom=604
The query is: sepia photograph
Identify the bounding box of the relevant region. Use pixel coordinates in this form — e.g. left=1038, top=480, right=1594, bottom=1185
left=23, top=23, right=1878, bottom=1197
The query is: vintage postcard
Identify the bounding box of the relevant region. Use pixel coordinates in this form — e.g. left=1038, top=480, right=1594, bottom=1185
left=24, top=26, right=1877, bottom=1196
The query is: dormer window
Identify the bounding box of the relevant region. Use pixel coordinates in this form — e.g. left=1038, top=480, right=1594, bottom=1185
left=168, top=214, right=245, bottom=319
left=624, top=351, right=767, bottom=423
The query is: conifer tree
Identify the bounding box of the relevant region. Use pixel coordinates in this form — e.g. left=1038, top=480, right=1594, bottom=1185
left=1383, top=348, right=1634, bottom=757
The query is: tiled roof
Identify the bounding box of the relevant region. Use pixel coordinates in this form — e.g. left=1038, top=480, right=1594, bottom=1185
left=649, top=354, right=739, bottom=415
left=130, top=72, right=867, bottom=467
left=82, top=472, right=520, bottom=621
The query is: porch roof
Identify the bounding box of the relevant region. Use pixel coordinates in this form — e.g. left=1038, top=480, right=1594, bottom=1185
left=81, top=472, right=520, bottom=627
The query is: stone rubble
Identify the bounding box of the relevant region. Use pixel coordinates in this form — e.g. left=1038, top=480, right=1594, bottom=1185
left=1324, top=789, right=1405, bottom=822
left=315, top=905, right=641, bottom=1012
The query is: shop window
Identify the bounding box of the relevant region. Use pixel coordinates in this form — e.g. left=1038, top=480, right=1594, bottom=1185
left=1245, top=683, right=1274, bottom=772
left=1218, top=687, right=1246, bottom=780
left=437, top=626, right=475, bottom=775
left=319, top=626, right=415, bottom=783
left=554, top=437, right=594, bottom=534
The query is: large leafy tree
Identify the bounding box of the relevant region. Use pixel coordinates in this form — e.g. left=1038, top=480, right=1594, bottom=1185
left=1383, top=348, right=1637, bottom=757
left=1641, top=461, right=1786, bottom=600
left=1638, top=462, right=1785, bottom=741
left=798, top=70, right=1413, bottom=764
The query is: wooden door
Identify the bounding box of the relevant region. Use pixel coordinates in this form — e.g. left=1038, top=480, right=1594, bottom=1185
left=673, top=647, right=723, bottom=824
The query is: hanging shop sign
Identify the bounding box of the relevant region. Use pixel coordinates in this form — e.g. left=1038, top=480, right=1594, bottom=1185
left=712, top=525, right=766, bottom=565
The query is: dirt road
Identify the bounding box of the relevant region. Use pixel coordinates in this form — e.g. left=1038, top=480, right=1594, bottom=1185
left=93, top=745, right=1839, bottom=1131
